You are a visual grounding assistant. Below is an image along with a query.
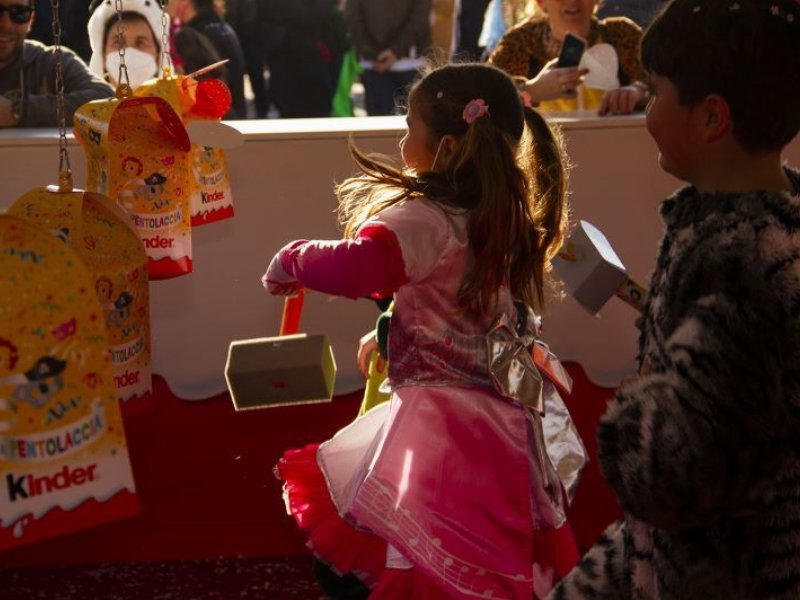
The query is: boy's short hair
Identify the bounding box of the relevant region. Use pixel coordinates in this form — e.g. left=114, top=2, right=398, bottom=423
left=642, top=0, right=800, bottom=153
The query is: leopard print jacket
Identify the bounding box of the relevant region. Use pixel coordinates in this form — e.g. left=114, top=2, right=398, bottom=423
left=488, top=14, right=645, bottom=86
left=550, top=168, right=800, bottom=600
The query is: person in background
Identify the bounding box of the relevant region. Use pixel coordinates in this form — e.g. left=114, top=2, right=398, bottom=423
left=223, top=0, right=268, bottom=117
left=167, top=0, right=247, bottom=119
left=453, top=0, right=491, bottom=60
left=257, top=0, right=349, bottom=119
left=344, top=0, right=431, bottom=116
left=551, top=0, right=800, bottom=598
left=166, top=10, right=221, bottom=79
left=87, top=0, right=163, bottom=90
left=0, top=0, right=113, bottom=127
left=488, top=0, right=647, bottom=115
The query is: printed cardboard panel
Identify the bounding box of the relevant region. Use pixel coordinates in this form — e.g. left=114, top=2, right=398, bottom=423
left=0, top=216, right=138, bottom=552
left=136, top=77, right=235, bottom=226
left=74, top=96, right=194, bottom=280
left=7, top=189, right=152, bottom=402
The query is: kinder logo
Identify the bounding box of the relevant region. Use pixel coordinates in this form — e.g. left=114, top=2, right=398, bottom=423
left=6, top=464, right=98, bottom=502
left=200, top=190, right=225, bottom=204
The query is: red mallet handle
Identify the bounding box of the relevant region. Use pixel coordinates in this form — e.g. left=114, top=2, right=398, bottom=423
left=279, top=290, right=305, bottom=336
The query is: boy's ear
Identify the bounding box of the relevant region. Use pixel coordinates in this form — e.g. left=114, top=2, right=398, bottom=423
left=700, top=94, right=732, bottom=143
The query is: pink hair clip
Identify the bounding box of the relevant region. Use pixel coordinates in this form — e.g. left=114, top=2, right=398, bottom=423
left=463, top=98, right=490, bottom=124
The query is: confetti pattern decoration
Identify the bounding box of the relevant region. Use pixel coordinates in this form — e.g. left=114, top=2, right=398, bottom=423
left=7, top=189, right=152, bottom=403
left=0, top=215, right=138, bottom=552
left=73, top=96, right=194, bottom=280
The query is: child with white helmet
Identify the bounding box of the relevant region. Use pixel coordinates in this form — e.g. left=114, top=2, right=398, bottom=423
left=87, top=0, right=165, bottom=90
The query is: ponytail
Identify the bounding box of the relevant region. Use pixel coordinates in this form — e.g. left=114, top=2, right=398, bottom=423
left=516, top=107, right=569, bottom=310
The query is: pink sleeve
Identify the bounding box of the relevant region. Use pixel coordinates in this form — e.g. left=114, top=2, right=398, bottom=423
left=278, top=224, right=408, bottom=299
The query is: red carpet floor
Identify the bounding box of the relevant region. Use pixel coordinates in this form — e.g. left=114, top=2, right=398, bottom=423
left=0, top=365, right=621, bottom=598
left=1, top=555, right=325, bottom=599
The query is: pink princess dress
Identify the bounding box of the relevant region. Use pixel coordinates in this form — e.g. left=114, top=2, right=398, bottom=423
left=269, top=198, right=585, bottom=599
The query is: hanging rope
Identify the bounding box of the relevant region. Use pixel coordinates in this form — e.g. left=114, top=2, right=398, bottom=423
left=50, top=0, right=72, bottom=192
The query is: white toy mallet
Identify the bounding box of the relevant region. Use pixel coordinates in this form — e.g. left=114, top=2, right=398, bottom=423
left=552, top=220, right=648, bottom=314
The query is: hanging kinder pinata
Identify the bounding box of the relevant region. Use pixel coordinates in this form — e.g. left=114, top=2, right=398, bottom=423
left=73, top=92, right=194, bottom=279
left=0, top=0, right=138, bottom=552
left=135, top=67, right=239, bottom=226
left=13, top=2, right=153, bottom=402
left=0, top=216, right=138, bottom=552
left=77, top=0, right=195, bottom=279
left=6, top=191, right=152, bottom=402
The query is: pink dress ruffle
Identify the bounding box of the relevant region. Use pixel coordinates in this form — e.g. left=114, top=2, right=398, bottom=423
left=277, top=388, right=580, bottom=599
left=276, top=443, right=387, bottom=586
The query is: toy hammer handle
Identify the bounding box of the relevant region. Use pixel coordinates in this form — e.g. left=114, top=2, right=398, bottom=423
left=279, top=290, right=305, bottom=336
left=616, top=278, right=648, bottom=313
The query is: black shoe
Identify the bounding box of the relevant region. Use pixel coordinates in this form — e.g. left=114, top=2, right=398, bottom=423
left=312, top=558, right=371, bottom=599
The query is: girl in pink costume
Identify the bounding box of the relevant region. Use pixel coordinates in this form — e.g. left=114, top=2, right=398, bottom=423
left=264, top=62, right=581, bottom=599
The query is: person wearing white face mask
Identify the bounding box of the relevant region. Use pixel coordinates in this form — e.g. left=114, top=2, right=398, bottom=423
left=87, top=0, right=163, bottom=90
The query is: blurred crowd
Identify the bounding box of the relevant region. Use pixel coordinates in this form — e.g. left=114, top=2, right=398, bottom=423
left=19, top=0, right=664, bottom=120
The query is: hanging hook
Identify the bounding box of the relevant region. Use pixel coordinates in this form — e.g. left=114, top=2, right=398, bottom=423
left=113, top=0, right=132, bottom=97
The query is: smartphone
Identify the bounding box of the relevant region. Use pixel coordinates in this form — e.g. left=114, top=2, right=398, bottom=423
left=557, top=33, right=587, bottom=68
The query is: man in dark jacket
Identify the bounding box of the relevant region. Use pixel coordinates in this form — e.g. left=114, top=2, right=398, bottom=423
left=0, top=0, right=113, bottom=127
left=256, top=0, right=348, bottom=118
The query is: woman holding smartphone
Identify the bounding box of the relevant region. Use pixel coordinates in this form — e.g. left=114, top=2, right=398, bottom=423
left=488, top=0, right=649, bottom=115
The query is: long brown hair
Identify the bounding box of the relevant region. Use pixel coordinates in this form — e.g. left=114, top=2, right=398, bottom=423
left=338, top=63, right=568, bottom=314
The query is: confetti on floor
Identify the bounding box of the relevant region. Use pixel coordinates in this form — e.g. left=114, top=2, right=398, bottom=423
left=0, top=554, right=328, bottom=600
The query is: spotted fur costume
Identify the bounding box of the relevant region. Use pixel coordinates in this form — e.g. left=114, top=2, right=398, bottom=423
left=551, top=168, right=800, bottom=600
